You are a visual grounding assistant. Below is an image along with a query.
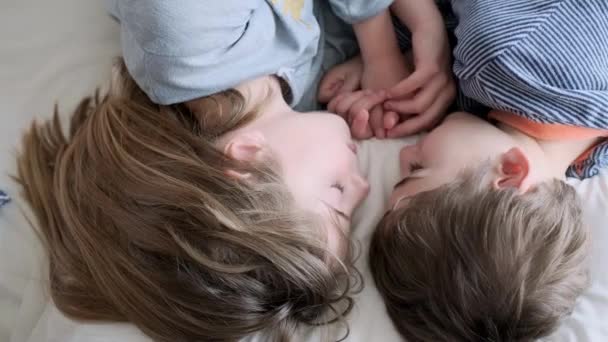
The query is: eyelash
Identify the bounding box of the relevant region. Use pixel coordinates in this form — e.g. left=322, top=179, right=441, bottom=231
left=332, top=183, right=345, bottom=193
left=409, top=162, right=423, bottom=173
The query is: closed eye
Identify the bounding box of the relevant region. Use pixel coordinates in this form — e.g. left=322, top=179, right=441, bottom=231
left=409, top=162, right=423, bottom=173
left=393, top=167, right=425, bottom=190
left=394, top=177, right=411, bottom=189
left=332, top=183, right=345, bottom=193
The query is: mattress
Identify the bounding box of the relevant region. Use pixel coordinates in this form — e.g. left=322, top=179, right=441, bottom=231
left=1, top=1, right=606, bottom=341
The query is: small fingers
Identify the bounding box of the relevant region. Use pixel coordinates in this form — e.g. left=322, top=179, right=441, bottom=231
left=328, top=90, right=368, bottom=118
left=327, top=92, right=346, bottom=117
left=349, top=91, right=387, bottom=116
left=318, top=78, right=344, bottom=104
left=336, top=90, right=371, bottom=115
left=369, top=105, right=386, bottom=139
left=383, top=111, right=399, bottom=130
left=350, top=109, right=373, bottom=139
left=339, top=71, right=362, bottom=95
left=387, top=89, right=453, bottom=138
left=385, top=73, right=448, bottom=114
left=387, top=68, right=435, bottom=99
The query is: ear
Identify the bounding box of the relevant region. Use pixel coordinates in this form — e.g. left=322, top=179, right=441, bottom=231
left=493, top=147, right=531, bottom=192
left=223, top=131, right=266, bottom=180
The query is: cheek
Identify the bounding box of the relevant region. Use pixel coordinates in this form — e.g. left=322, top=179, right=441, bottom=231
left=280, top=157, right=321, bottom=210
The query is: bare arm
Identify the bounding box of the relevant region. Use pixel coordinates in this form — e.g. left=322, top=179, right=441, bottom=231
left=391, top=0, right=444, bottom=34
left=352, top=9, right=402, bottom=68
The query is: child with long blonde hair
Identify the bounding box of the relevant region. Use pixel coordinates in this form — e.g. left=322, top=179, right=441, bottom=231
left=17, top=60, right=369, bottom=342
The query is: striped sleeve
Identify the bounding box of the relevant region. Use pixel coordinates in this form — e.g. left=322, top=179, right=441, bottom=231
left=453, top=0, right=608, bottom=130
left=567, top=141, right=608, bottom=179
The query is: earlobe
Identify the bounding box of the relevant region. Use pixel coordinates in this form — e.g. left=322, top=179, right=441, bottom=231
left=493, top=147, right=531, bottom=192
left=224, top=131, right=266, bottom=162
left=223, top=131, right=266, bottom=180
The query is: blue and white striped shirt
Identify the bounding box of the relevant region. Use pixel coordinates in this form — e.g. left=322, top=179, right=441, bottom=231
left=396, top=0, right=608, bottom=179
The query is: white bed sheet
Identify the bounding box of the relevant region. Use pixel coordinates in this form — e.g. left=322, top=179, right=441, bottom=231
left=0, top=1, right=606, bottom=341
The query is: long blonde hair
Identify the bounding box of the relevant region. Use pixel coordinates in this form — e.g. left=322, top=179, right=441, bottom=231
left=16, top=60, right=356, bottom=341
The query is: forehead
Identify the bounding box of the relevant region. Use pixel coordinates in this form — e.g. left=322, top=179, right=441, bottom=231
left=422, top=115, right=472, bottom=146
left=426, top=112, right=490, bottom=143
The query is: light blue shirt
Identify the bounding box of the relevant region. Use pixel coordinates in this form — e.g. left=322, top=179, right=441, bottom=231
left=104, top=0, right=393, bottom=110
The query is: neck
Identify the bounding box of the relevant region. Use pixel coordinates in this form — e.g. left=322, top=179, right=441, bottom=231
left=499, top=123, right=600, bottom=179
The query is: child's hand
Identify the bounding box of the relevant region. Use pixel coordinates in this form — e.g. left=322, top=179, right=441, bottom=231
left=384, top=25, right=456, bottom=138
left=318, top=56, right=364, bottom=104
left=361, top=53, right=412, bottom=138
left=350, top=8, right=413, bottom=139
left=327, top=90, right=387, bottom=139
left=318, top=54, right=406, bottom=139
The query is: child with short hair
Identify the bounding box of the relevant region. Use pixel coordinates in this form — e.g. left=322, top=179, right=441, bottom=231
left=322, top=0, right=608, bottom=340
left=370, top=110, right=595, bottom=340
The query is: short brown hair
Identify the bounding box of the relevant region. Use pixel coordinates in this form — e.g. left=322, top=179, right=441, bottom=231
left=370, top=166, right=589, bottom=342
left=16, top=60, right=357, bottom=342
